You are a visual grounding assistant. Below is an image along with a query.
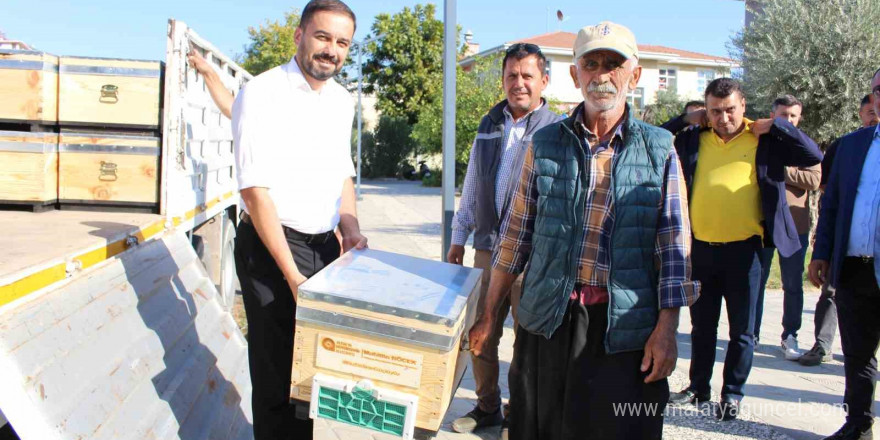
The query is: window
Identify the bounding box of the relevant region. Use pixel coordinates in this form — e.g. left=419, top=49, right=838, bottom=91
left=697, top=69, right=716, bottom=93
left=627, top=87, right=645, bottom=110
left=658, top=67, right=677, bottom=91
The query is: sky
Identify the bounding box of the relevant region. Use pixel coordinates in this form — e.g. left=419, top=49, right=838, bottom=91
left=2, top=0, right=745, bottom=65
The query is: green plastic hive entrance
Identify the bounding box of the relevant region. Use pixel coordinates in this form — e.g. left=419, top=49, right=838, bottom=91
left=316, top=385, right=408, bottom=436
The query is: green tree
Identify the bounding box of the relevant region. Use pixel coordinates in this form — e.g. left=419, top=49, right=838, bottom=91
left=360, top=115, right=417, bottom=178
left=731, top=0, right=880, bottom=144
left=238, top=9, right=300, bottom=76
left=411, top=54, right=506, bottom=166
left=640, top=89, right=685, bottom=126
left=363, top=4, right=445, bottom=125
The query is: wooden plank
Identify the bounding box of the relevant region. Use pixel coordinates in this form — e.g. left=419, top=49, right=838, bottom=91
left=0, top=131, right=58, bottom=203
left=291, top=321, right=467, bottom=432
left=58, top=57, right=161, bottom=127
left=58, top=133, right=159, bottom=204
left=0, top=52, right=58, bottom=123
left=0, top=151, right=57, bottom=202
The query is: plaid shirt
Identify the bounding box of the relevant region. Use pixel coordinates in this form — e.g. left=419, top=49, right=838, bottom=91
left=493, top=109, right=700, bottom=309
left=452, top=105, right=547, bottom=246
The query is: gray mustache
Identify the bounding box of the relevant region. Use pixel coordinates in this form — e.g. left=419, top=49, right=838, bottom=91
left=587, top=82, right=618, bottom=94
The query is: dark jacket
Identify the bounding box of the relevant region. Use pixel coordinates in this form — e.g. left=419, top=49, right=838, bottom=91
left=662, top=115, right=823, bottom=257
left=813, top=125, right=878, bottom=288
left=470, top=99, right=559, bottom=250
left=519, top=104, right=671, bottom=353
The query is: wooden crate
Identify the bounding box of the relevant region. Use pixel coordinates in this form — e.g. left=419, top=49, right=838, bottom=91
left=0, top=50, right=58, bottom=124
left=0, top=131, right=58, bottom=205
left=290, top=250, right=482, bottom=435
left=58, top=56, right=162, bottom=129
left=58, top=132, right=160, bottom=207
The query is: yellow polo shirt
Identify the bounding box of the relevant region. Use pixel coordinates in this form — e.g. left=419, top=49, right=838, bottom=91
left=691, top=119, right=764, bottom=243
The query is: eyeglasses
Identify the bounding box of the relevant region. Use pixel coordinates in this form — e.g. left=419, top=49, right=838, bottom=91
left=506, top=43, right=541, bottom=55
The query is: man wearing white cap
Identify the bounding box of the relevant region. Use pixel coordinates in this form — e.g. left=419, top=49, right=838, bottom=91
left=468, top=22, right=699, bottom=439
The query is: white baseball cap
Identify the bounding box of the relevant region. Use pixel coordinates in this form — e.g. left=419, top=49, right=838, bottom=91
left=573, top=21, right=639, bottom=62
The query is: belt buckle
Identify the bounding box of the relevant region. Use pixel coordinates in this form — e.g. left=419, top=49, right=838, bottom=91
left=859, top=255, right=873, bottom=264
left=708, top=242, right=724, bottom=247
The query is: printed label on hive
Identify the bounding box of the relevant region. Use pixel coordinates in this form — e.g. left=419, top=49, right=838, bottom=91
left=315, top=334, right=424, bottom=389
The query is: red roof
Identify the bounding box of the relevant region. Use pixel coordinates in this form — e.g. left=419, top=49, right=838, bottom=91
left=511, top=31, right=735, bottom=63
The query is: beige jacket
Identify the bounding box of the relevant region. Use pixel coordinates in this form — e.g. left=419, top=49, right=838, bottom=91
left=784, top=164, right=822, bottom=235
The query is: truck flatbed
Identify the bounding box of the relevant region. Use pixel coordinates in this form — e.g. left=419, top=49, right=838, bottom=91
left=0, top=211, right=164, bottom=301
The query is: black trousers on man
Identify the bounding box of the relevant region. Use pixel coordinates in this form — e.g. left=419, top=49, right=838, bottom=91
left=812, top=282, right=838, bottom=354
left=508, top=298, right=669, bottom=440
left=234, top=220, right=340, bottom=440
left=835, top=257, right=880, bottom=430
left=688, top=236, right=762, bottom=401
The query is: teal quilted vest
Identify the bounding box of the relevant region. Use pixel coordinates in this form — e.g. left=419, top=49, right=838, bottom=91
left=517, top=105, right=672, bottom=354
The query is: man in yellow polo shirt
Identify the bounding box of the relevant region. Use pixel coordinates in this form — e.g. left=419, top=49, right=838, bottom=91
left=662, top=78, right=822, bottom=420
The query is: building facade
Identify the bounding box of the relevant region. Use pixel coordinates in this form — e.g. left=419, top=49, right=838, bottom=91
left=461, top=31, right=737, bottom=112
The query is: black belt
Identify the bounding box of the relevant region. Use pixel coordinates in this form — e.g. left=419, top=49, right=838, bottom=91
left=699, top=235, right=762, bottom=247
left=845, top=256, right=875, bottom=265
left=240, top=212, right=336, bottom=245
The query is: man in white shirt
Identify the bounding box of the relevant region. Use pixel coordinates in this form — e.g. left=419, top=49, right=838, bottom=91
left=231, top=1, right=366, bottom=438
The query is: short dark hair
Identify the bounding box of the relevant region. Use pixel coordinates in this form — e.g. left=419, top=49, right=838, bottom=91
left=861, top=94, right=872, bottom=107
left=683, top=100, right=705, bottom=112
left=502, top=43, right=548, bottom=77
left=772, top=94, right=803, bottom=111
left=300, top=0, right=357, bottom=32
left=704, top=77, right=744, bottom=100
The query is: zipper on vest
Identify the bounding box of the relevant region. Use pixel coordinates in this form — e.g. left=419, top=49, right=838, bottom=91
left=560, top=134, right=589, bottom=332
left=604, top=148, right=623, bottom=352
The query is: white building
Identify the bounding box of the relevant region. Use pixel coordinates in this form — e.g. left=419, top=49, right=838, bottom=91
left=461, top=31, right=738, bottom=112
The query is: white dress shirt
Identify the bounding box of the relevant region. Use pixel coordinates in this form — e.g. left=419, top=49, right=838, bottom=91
left=232, top=59, right=355, bottom=234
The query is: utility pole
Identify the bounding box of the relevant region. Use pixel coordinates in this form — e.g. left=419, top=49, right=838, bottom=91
left=353, top=34, right=383, bottom=201
left=441, top=0, right=456, bottom=261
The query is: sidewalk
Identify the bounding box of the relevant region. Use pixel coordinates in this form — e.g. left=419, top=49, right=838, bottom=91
left=311, top=180, right=877, bottom=440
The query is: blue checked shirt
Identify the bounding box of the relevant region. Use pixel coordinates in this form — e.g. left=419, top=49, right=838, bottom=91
left=493, top=109, right=700, bottom=309
left=452, top=104, right=548, bottom=246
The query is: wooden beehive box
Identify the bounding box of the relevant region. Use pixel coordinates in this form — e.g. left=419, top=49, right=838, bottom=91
left=292, top=249, right=482, bottom=438
left=58, top=131, right=160, bottom=208
left=0, top=131, right=58, bottom=207
left=58, top=56, right=162, bottom=129
left=0, top=50, right=58, bottom=124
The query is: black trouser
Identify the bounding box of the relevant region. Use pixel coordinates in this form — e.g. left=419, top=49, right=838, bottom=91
left=689, top=236, right=761, bottom=400
left=508, top=299, right=668, bottom=440
left=835, top=257, right=880, bottom=429
left=813, top=282, right=838, bottom=354
left=234, top=221, right=340, bottom=440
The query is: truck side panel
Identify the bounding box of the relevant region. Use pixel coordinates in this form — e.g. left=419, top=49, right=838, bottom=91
left=0, top=232, right=252, bottom=439
left=162, top=19, right=251, bottom=230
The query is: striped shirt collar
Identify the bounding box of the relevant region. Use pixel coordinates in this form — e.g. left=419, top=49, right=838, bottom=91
left=503, top=101, right=546, bottom=125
